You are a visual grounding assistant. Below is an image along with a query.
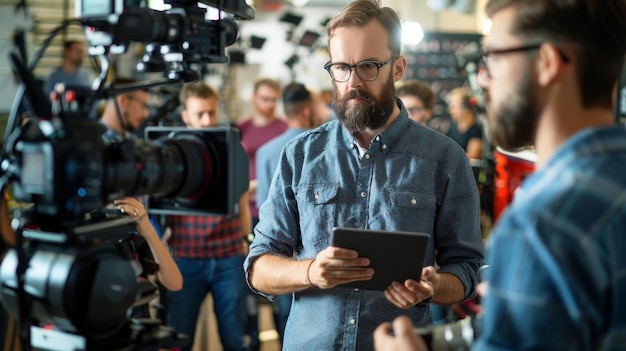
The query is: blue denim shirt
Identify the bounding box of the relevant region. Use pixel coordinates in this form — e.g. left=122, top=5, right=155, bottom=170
left=256, top=128, right=308, bottom=208
left=475, top=126, right=626, bottom=351
left=244, top=102, right=484, bottom=351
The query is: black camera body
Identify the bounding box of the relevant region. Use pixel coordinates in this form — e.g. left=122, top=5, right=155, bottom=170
left=12, top=121, right=248, bottom=227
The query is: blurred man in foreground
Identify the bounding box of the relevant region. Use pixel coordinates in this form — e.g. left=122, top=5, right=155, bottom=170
left=375, top=0, right=626, bottom=350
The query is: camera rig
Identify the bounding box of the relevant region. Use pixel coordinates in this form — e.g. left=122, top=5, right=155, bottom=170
left=0, top=0, right=253, bottom=350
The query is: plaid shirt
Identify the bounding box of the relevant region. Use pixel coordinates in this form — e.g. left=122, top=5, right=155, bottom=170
left=476, top=126, right=626, bottom=350
left=169, top=214, right=244, bottom=259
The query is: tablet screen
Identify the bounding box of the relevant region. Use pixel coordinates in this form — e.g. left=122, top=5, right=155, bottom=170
left=330, top=227, right=430, bottom=291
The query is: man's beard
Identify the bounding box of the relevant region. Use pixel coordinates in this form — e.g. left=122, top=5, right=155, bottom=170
left=333, top=74, right=396, bottom=135
left=487, top=70, right=540, bottom=151
left=123, top=111, right=137, bottom=133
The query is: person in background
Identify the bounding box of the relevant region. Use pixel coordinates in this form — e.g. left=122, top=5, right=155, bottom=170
left=254, top=82, right=319, bottom=346
left=446, top=87, right=483, bottom=160
left=310, top=87, right=335, bottom=125
left=165, top=81, right=250, bottom=351
left=100, top=78, right=151, bottom=142
left=374, top=0, right=626, bottom=350
left=237, top=77, right=288, bottom=226
left=44, top=40, right=92, bottom=95
left=256, top=82, right=318, bottom=211
left=395, top=79, right=435, bottom=126
left=244, top=1, right=484, bottom=350
left=236, top=77, right=287, bottom=351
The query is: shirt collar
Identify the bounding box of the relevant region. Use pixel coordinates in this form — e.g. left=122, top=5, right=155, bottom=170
left=342, top=99, right=410, bottom=155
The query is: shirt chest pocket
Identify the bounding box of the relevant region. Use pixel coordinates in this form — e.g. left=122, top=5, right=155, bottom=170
left=295, top=183, right=339, bottom=245
left=384, top=190, right=437, bottom=232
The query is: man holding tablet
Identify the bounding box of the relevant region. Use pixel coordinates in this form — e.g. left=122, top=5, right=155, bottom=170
left=243, top=1, right=485, bottom=350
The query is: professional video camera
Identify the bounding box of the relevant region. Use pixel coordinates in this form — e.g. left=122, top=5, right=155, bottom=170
left=78, top=0, right=254, bottom=84
left=0, top=0, right=253, bottom=350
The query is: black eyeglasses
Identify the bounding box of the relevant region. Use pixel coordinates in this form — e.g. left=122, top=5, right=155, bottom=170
left=481, top=43, right=570, bottom=78
left=127, top=95, right=150, bottom=110
left=324, top=57, right=397, bottom=83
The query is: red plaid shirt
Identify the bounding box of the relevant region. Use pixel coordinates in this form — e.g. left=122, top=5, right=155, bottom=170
left=169, top=214, right=244, bottom=259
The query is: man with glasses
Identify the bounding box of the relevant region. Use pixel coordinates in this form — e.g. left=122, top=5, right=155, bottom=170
left=375, top=1, right=626, bottom=350
left=243, top=1, right=484, bottom=350
left=237, top=77, right=288, bottom=227
left=100, top=77, right=151, bottom=141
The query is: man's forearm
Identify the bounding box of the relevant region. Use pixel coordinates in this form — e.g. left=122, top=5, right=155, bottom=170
left=432, top=272, right=466, bottom=305
left=249, top=254, right=314, bottom=295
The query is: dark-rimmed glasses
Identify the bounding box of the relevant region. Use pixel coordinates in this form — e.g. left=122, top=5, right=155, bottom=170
left=481, top=43, right=570, bottom=78
left=324, top=57, right=397, bottom=83
left=126, top=95, right=150, bottom=110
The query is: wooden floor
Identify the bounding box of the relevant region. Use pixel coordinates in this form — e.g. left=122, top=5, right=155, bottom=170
left=192, top=295, right=282, bottom=351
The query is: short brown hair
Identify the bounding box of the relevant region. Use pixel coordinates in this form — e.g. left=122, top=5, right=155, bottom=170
left=253, top=77, right=281, bottom=94
left=395, top=80, right=436, bottom=110
left=63, top=40, right=83, bottom=50
left=326, top=0, right=402, bottom=59
left=179, top=81, right=219, bottom=109
left=486, top=0, right=626, bottom=109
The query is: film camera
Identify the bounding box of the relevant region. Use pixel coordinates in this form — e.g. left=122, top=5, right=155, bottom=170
left=0, top=0, right=253, bottom=350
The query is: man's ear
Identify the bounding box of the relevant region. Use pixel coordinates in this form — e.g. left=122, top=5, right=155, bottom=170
left=393, top=55, right=407, bottom=82
left=537, top=43, right=567, bottom=87
left=180, top=109, right=189, bottom=125
left=117, top=94, right=128, bottom=109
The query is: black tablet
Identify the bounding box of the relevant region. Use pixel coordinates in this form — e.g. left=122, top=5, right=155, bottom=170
left=330, top=227, right=430, bottom=291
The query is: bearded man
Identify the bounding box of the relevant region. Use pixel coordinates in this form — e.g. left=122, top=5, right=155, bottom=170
left=243, top=1, right=484, bottom=350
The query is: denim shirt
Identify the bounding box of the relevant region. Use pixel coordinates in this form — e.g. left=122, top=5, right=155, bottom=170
left=475, top=126, right=626, bottom=351
left=244, top=101, right=484, bottom=351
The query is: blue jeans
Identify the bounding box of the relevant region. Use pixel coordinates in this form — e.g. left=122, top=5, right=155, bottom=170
left=166, top=255, right=248, bottom=351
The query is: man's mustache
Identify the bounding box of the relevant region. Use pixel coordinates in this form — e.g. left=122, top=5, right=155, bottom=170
left=344, top=89, right=375, bottom=103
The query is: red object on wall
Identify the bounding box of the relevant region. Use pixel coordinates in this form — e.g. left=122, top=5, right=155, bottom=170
left=493, top=150, right=535, bottom=222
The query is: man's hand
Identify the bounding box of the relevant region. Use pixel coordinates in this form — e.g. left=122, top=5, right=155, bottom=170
left=383, top=266, right=437, bottom=309
left=307, top=246, right=374, bottom=289
left=374, top=316, right=428, bottom=351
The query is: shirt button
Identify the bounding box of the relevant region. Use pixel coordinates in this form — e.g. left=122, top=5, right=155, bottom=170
left=375, top=136, right=380, bottom=141
left=360, top=191, right=367, bottom=198
left=382, top=144, right=387, bottom=150
left=315, top=193, right=320, bottom=200
left=350, top=319, right=356, bottom=325
left=350, top=143, right=354, bottom=148
left=411, top=198, right=417, bottom=205
left=353, top=288, right=359, bottom=292
left=364, top=154, right=370, bottom=159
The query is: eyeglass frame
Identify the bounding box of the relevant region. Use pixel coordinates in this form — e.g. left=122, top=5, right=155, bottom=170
left=481, top=43, right=570, bottom=78
left=324, top=57, right=398, bottom=83
left=126, top=94, right=150, bottom=110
